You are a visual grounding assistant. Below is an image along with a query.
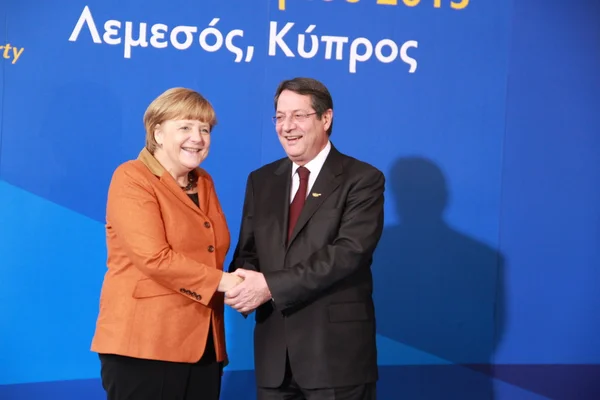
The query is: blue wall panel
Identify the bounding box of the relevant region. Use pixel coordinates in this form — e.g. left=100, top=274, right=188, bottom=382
left=496, top=0, right=600, bottom=365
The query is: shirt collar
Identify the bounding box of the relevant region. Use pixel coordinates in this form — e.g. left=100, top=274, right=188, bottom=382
left=291, top=140, right=331, bottom=177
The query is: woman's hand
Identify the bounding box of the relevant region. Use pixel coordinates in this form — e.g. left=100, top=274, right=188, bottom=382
left=217, top=272, right=243, bottom=292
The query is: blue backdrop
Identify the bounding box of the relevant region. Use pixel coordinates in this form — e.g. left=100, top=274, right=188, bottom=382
left=1, top=0, right=599, bottom=399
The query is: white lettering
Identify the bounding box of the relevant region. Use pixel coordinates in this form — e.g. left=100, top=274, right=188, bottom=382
left=123, top=22, right=149, bottom=59
left=268, top=21, right=295, bottom=57
left=400, top=40, right=418, bottom=72
left=374, top=39, right=398, bottom=63
left=103, top=20, right=121, bottom=45
left=349, top=37, right=373, bottom=73
left=150, top=24, right=169, bottom=49
left=199, top=18, right=224, bottom=52
left=321, top=36, right=348, bottom=60
left=170, top=26, right=197, bottom=50
left=297, top=25, right=318, bottom=59
left=68, top=6, right=102, bottom=43
left=66, top=14, right=419, bottom=73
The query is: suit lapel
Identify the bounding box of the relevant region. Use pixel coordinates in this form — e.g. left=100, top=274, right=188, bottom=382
left=138, top=148, right=204, bottom=217
left=287, top=147, right=344, bottom=247
left=271, top=159, right=292, bottom=250
left=196, top=176, right=210, bottom=215
left=159, top=173, right=205, bottom=217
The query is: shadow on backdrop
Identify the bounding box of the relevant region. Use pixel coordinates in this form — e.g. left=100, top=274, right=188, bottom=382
left=373, top=157, right=505, bottom=399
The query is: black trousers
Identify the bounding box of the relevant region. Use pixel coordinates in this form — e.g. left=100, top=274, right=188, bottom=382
left=99, top=327, right=221, bottom=400
left=257, top=353, right=377, bottom=400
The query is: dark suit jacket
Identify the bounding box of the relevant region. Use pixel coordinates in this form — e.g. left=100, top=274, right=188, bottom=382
left=229, top=144, right=385, bottom=389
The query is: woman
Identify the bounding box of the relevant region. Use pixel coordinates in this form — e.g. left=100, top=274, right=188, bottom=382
left=91, top=87, right=242, bottom=400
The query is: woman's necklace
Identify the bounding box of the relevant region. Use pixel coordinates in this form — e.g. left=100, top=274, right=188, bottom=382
left=180, top=171, right=198, bottom=191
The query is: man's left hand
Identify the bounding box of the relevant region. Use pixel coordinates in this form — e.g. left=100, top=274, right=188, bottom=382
left=225, top=269, right=271, bottom=313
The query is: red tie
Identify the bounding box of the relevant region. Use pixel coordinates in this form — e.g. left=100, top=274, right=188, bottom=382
left=288, top=166, right=310, bottom=241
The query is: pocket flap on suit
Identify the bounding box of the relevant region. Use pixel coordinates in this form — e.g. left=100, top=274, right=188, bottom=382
left=328, top=302, right=370, bottom=323
left=132, top=278, right=176, bottom=299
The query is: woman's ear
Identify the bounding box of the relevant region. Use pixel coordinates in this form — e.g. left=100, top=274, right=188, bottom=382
left=154, top=124, right=163, bottom=147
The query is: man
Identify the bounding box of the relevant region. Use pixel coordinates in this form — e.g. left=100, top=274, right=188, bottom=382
left=226, top=77, right=385, bottom=400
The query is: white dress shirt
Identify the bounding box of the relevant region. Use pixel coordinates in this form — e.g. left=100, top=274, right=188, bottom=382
left=290, top=141, right=332, bottom=202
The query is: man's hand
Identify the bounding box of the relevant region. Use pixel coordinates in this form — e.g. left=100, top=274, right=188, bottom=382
left=225, top=269, right=271, bottom=313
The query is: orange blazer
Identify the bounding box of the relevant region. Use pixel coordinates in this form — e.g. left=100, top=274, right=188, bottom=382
left=91, top=148, right=230, bottom=364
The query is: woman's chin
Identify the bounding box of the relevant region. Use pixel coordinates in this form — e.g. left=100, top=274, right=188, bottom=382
left=179, top=155, right=202, bottom=169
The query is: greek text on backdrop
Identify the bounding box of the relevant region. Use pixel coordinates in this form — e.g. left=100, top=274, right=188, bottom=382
left=67, top=5, right=417, bottom=74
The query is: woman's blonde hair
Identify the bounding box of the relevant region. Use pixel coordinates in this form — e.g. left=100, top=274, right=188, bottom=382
left=143, top=87, right=217, bottom=154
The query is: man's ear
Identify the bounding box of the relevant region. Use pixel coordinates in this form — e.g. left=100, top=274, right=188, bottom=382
left=322, top=109, right=333, bottom=132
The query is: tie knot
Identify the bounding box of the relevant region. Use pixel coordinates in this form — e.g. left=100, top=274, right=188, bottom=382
left=297, top=166, right=310, bottom=181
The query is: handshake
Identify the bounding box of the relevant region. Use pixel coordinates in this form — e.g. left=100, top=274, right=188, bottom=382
left=217, top=269, right=271, bottom=314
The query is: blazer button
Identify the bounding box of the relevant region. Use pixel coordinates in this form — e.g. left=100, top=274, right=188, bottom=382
left=208, top=245, right=215, bottom=252
left=204, top=221, right=211, bottom=228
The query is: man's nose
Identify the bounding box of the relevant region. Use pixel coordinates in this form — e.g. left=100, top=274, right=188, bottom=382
left=281, top=116, right=296, bottom=132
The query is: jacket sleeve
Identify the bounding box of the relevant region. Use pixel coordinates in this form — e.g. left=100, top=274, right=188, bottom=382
left=264, top=168, right=385, bottom=311
left=107, top=164, right=223, bottom=305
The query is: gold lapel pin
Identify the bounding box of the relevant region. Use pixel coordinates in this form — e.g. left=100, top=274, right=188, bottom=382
left=312, top=193, right=321, bottom=197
